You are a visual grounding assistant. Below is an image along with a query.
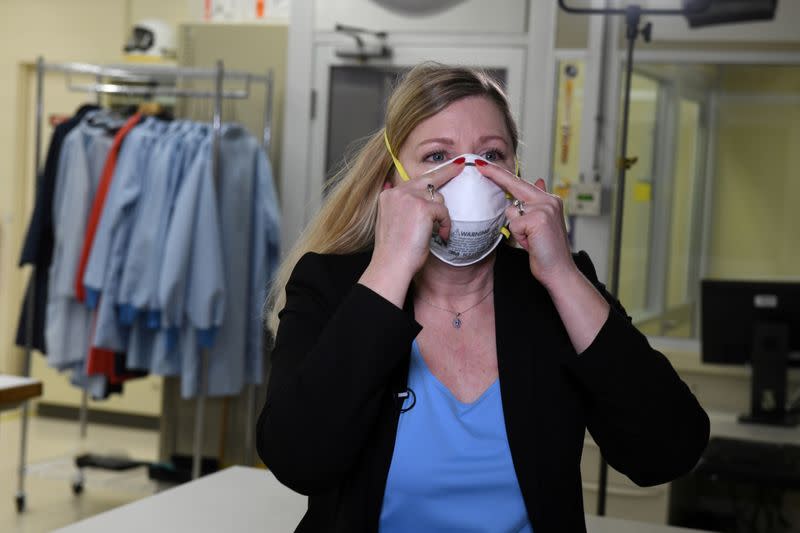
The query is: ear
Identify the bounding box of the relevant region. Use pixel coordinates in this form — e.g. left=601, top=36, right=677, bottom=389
left=534, top=178, right=547, bottom=192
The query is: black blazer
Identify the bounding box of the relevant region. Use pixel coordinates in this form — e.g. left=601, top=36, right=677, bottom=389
left=257, top=244, right=709, bottom=532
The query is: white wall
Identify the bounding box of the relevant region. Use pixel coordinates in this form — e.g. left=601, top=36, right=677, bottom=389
left=0, top=0, right=128, bottom=376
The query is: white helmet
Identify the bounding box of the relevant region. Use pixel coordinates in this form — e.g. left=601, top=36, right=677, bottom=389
left=124, top=19, right=176, bottom=59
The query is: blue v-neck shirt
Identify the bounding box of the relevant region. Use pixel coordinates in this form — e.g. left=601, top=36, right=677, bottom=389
left=379, top=339, right=534, bottom=532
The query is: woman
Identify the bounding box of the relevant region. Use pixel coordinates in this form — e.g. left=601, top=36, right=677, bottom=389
left=257, top=63, right=709, bottom=533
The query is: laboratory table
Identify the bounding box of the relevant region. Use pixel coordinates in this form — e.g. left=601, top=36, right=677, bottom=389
left=55, top=466, right=716, bottom=533
left=0, top=374, right=42, bottom=409
left=0, top=373, right=43, bottom=512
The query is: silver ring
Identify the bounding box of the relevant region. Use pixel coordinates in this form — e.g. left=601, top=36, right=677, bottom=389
left=513, top=198, right=525, bottom=215
left=427, top=183, right=436, bottom=201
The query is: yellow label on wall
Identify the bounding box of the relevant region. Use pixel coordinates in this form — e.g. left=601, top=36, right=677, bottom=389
left=634, top=181, right=652, bottom=203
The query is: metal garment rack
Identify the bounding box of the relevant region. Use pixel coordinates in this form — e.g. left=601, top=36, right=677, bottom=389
left=17, top=57, right=274, bottom=511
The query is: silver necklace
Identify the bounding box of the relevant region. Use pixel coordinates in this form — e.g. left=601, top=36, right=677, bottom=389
left=416, top=287, right=494, bottom=329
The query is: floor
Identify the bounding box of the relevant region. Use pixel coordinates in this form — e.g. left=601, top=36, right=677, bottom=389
left=0, top=410, right=160, bottom=533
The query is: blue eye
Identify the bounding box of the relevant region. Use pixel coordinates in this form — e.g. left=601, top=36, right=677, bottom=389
left=424, top=151, right=447, bottom=163
left=483, top=149, right=505, bottom=162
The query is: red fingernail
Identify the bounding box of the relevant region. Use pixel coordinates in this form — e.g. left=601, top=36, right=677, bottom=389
left=475, top=159, right=488, bottom=167
left=453, top=157, right=466, bottom=165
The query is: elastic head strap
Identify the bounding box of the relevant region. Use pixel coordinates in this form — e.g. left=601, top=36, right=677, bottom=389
left=383, top=130, right=411, bottom=182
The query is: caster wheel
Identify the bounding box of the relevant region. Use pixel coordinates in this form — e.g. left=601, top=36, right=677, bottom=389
left=72, top=481, right=84, bottom=495
left=15, top=494, right=25, bottom=513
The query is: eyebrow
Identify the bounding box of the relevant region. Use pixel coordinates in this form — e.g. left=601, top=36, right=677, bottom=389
left=478, top=135, right=509, bottom=145
left=417, top=137, right=454, bottom=148
left=416, top=135, right=509, bottom=148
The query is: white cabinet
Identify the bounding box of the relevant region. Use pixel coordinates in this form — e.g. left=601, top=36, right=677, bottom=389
left=581, top=435, right=670, bottom=524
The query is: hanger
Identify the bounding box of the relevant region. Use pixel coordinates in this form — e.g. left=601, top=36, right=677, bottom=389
left=138, top=101, right=163, bottom=116
left=138, top=100, right=175, bottom=121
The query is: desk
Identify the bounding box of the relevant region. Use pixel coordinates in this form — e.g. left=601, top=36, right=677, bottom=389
left=0, top=374, right=43, bottom=513
left=55, top=466, right=715, bottom=533
left=709, top=411, right=800, bottom=445
left=0, top=374, right=42, bottom=409
left=668, top=411, right=800, bottom=530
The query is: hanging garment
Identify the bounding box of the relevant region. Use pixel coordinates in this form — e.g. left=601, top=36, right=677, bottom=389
left=178, top=125, right=280, bottom=397
left=158, top=132, right=224, bottom=350
left=121, top=123, right=209, bottom=375
left=45, top=112, right=116, bottom=372
left=158, top=132, right=226, bottom=396
left=16, top=104, right=100, bottom=353
left=33, top=111, right=280, bottom=400
left=83, top=118, right=170, bottom=351
left=117, top=121, right=203, bottom=322
left=71, top=114, right=143, bottom=391
left=75, top=113, right=142, bottom=302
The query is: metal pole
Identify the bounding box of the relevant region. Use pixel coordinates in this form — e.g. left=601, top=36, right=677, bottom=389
left=95, top=73, right=102, bottom=105
left=597, top=7, right=641, bottom=517
left=192, top=59, right=224, bottom=481
left=79, top=390, right=89, bottom=439
left=192, top=347, right=209, bottom=480
left=16, top=56, right=46, bottom=512
left=262, top=70, right=274, bottom=153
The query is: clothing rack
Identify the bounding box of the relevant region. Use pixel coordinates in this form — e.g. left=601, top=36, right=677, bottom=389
left=16, top=56, right=274, bottom=511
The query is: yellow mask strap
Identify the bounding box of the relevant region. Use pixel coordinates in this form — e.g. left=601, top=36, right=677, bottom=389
left=383, top=130, right=411, bottom=182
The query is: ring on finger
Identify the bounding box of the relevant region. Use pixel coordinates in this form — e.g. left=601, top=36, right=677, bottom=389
left=513, top=198, right=525, bottom=215
left=427, top=183, right=436, bottom=201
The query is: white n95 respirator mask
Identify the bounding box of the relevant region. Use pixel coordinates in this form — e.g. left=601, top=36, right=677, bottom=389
left=384, top=132, right=511, bottom=267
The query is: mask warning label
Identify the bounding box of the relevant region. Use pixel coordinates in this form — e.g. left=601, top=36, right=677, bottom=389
left=430, top=214, right=506, bottom=266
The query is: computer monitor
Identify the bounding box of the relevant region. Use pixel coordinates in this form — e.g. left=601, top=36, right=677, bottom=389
left=701, top=279, right=800, bottom=427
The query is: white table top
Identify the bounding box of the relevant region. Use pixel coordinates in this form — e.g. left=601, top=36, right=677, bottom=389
left=0, top=374, right=42, bottom=411
left=55, top=466, right=715, bottom=533
left=0, top=374, right=40, bottom=390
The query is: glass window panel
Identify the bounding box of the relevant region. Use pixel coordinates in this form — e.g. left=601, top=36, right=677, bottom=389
left=615, top=62, right=800, bottom=340
left=618, top=73, right=659, bottom=317
left=709, top=89, right=800, bottom=280
left=661, top=98, right=702, bottom=338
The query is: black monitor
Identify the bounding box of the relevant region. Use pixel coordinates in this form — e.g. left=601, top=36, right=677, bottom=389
left=701, top=279, right=800, bottom=427
left=683, top=0, right=778, bottom=28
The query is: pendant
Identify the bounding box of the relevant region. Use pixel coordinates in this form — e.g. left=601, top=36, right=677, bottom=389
left=453, top=314, right=462, bottom=329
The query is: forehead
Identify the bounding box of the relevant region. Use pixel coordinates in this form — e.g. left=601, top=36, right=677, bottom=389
left=406, top=96, right=510, bottom=144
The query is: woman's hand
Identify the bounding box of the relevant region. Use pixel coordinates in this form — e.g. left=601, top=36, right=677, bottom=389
left=359, top=159, right=463, bottom=307
left=477, top=161, right=577, bottom=290
left=479, top=161, right=610, bottom=352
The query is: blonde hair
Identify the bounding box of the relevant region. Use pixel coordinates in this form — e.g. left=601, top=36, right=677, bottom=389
left=265, top=62, right=520, bottom=333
